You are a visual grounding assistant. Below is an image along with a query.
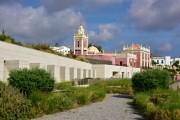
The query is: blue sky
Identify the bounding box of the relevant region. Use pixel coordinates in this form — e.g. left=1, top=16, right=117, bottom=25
left=0, top=0, right=179, bottom=57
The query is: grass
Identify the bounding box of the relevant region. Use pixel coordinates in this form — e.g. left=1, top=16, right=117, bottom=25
left=29, top=79, right=142, bottom=119
left=133, top=88, right=180, bottom=120
left=55, top=81, right=73, bottom=90
left=29, top=79, right=131, bottom=118
left=28, top=81, right=108, bottom=118
left=90, top=79, right=133, bottom=95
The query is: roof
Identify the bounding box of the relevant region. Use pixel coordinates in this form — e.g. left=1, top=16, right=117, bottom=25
left=88, top=46, right=100, bottom=53
left=51, top=46, right=70, bottom=50
left=59, top=46, right=70, bottom=49
left=131, top=44, right=141, bottom=49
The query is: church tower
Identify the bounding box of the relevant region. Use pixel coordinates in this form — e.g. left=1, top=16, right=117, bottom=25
left=74, top=24, right=88, bottom=55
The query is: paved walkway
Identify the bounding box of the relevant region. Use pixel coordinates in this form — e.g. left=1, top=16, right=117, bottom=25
left=35, top=94, right=145, bottom=120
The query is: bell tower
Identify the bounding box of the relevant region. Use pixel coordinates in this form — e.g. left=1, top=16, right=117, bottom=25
left=74, top=24, right=88, bottom=55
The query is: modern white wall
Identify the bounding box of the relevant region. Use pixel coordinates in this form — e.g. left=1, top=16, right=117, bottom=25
left=92, top=65, right=105, bottom=78
left=93, top=64, right=140, bottom=79
left=0, top=41, right=140, bottom=82
left=0, top=41, right=93, bottom=82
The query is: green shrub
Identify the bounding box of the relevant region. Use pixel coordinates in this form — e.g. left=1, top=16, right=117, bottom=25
left=153, top=109, right=172, bottom=120
left=90, top=80, right=107, bottom=90
left=29, top=91, right=74, bottom=115
left=8, top=68, right=55, bottom=96
left=45, top=93, right=74, bottom=113
left=134, top=92, right=150, bottom=110
left=106, top=79, right=132, bottom=87
left=173, top=109, right=180, bottom=120
left=29, top=91, right=48, bottom=116
left=145, top=102, right=156, bottom=113
left=88, top=87, right=106, bottom=102
left=106, top=86, right=133, bottom=95
left=74, top=88, right=91, bottom=105
left=90, top=79, right=133, bottom=95
left=149, top=89, right=180, bottom=110
left=29, top=81, right=106, bottom=116
left=134, top=89, right=180, bottom=120
left=67, top=86, right=106, bottom=106
left=55, top=82, right=73, bottom=90
left=132, top=69, right=171, bottom=92
left=150, top=91, right=170, bottom=105
left=90, top=90, right=105, bottom=102
left=0, top=81, right=32, bottom=120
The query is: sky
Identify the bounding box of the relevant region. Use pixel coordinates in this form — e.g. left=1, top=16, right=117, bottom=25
left=0, top=0, right=180, bottom=57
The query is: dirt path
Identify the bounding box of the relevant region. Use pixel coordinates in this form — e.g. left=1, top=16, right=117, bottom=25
left=35, top=94, right=145, bottom=120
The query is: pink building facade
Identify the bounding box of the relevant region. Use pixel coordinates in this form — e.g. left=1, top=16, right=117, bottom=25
left=123, top=44, right=151, bottom=68
left=73, top=25, right=150, bottom=68
left=84, top=52, right=137, bottom=67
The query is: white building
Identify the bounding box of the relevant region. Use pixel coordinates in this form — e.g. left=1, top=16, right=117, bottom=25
left=51, top=46, right=70, bottom=55
left=152, top=56, right=174, bottom=67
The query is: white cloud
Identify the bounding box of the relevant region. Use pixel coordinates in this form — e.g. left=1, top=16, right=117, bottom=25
left=129, top=0, right=180, bottom=31
left=89, top=23, right=120, bottom=41
left=0, top=4, right=83, bottom=43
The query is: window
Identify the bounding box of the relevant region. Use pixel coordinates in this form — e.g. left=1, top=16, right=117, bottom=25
left=77, top=41, right=80, bottom=47
left=161, top=60, right=164, bottom=64
left=157, top=60, right=159, bottom=64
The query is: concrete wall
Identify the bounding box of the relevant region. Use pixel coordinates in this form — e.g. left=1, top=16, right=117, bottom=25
left=0, top=41, right=92, bottom=82
left=0, top=41, right=140, bottom=82
left=93, top=64, right=140, bottom=79
left=92, top=65, right=105, bottom=78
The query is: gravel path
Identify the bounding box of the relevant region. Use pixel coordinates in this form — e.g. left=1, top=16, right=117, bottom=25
left=35, top=94, right=145, bottom=120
